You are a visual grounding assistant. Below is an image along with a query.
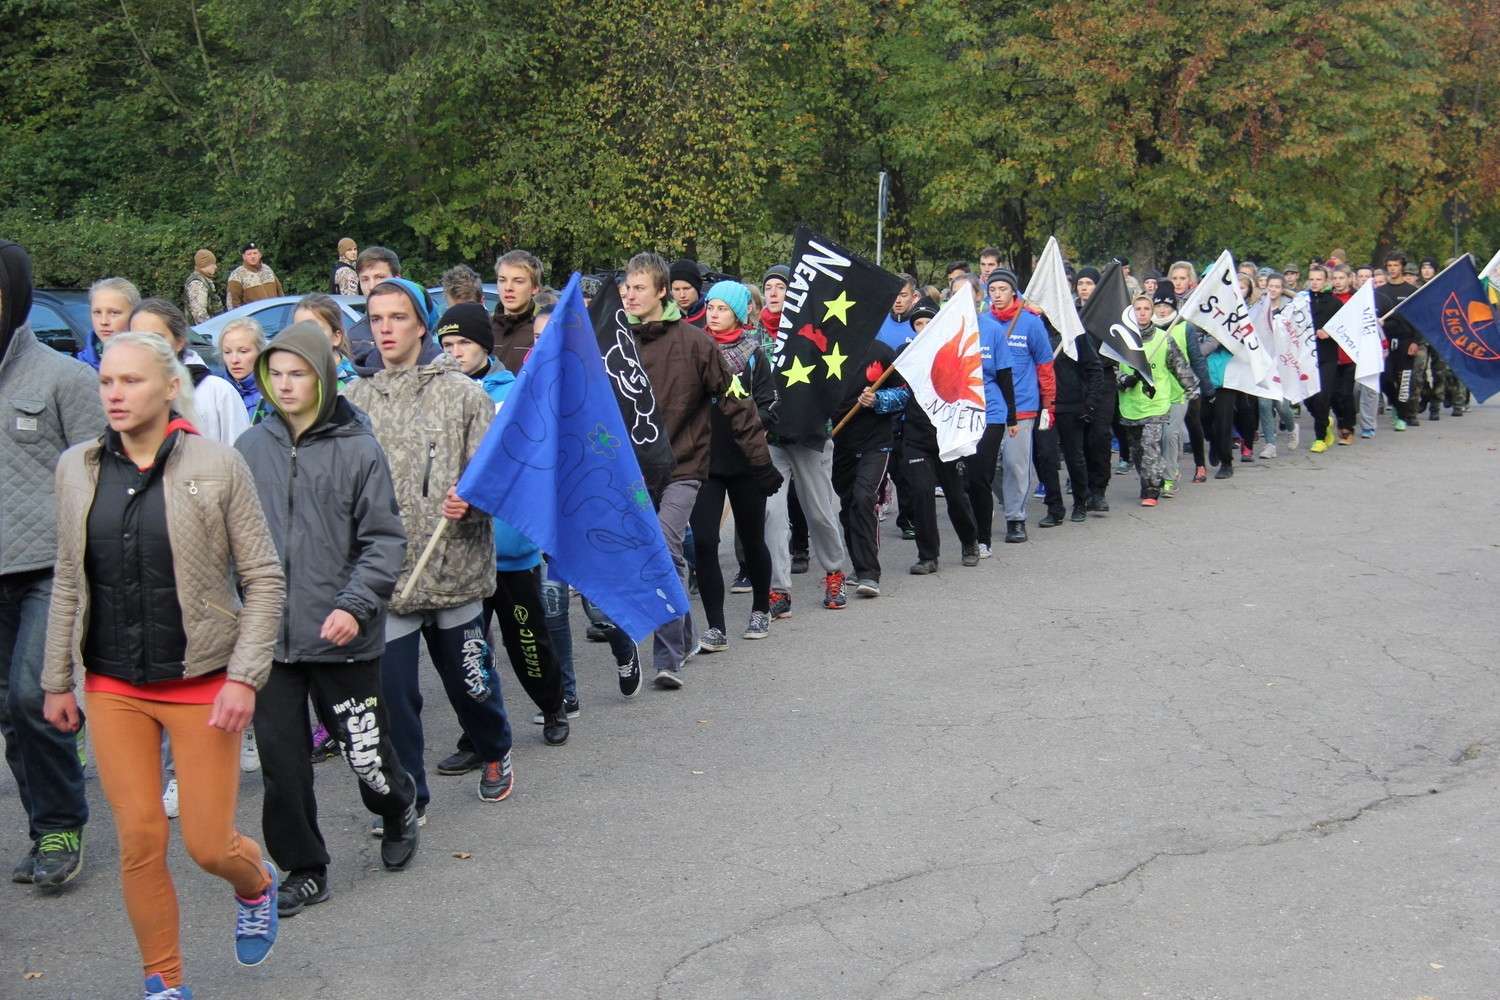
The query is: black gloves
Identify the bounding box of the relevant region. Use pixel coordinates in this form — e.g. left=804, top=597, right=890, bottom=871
left=1141, top=381, right=1156, bottom=399
left=1119, top=373, right=1141, bottom=391
left=751, top=463, right=785, bottom=497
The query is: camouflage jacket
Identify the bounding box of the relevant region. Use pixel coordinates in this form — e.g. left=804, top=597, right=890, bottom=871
left=184, top=271, right=224, bottom=325
left=341, top=351, right=495, bottom=614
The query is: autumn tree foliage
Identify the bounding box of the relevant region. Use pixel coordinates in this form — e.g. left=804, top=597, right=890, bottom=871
left=0, top=0, right=1493, bottom=295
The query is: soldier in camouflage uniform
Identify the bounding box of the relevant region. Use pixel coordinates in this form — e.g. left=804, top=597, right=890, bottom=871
left=1425, top=352, right=1469, bottom=417
left=183, top=250, right=223, bottom=326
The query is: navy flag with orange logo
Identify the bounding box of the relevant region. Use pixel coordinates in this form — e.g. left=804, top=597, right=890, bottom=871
left=1387, top=255, right=1500, bottom=403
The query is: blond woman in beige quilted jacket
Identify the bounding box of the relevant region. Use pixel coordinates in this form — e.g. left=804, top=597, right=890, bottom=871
left=40, top=331, right=286, bottom=996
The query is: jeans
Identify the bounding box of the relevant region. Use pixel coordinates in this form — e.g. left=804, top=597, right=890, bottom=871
left=538, top=564, right=576, bottom=705
left=581, top=594, right=638, bottom=668
left=1259, top=397, right=1296, bottom=445
left=0, top=569, right=88, bottom=840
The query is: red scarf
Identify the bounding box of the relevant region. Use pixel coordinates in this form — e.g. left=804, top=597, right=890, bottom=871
left=760, top=307, right=781, bottom=336
left=710, top=324, right=746, bottom=345
left=991, top=299, right=1021, bottom=323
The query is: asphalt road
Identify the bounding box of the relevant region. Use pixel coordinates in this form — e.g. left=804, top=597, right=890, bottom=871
left=5, top=403, right=1498, bottom=1000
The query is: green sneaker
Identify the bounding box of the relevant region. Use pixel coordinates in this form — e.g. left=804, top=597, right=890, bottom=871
left=1161, top=479, right=1176, bottom=498
left=33, top=829, right=83, bottom=887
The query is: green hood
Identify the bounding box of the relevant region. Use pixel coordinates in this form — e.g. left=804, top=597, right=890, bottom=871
left=256, top=320, right=340, bottom=433
left=627, top=300, right=683, bottom=325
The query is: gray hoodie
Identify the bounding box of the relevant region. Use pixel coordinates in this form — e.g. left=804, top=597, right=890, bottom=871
left=235, top=321, right=407, bottom=663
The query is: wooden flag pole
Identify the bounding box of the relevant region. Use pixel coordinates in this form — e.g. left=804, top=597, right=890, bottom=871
left=399, top=517, right=450, bottom=601
left=830, top=364, right=899, bottom=437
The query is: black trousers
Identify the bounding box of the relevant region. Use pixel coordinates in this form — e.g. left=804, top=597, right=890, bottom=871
left=1030, top=422, right=1065, bottom=516
left=962, top=424, right=1005, bottom=546
left=1053, top=411, right=1091, bottom=507
left=832, top=446, right=889, bottom=582
left=1383, top=342, right=1419, bottom=420
left=689, top=472, right=771, bottom=630
left=787, top=479, right=809, bottom=554
left=256, top=658, right=416, bottom=874
left=1210, top=388, right=1260, bottom=466
left=1329, top=362, right=1357, bottom=433
left=888, top=427, right=917, bottom=530
left=907, top=445, right=977, bottom=562
left=1184, top=397, right=1207, bottom=469
left=1086, top=383, right=1117, bottom=497
left=482, top=567, right=565, bottom=715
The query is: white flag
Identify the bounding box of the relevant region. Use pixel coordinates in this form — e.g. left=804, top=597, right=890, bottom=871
left=1024, top=236, right=1084, bottom=360
left=1224, top=297, right=1282, bottom=400
left=1479, top=248, right=1500, bottom=286
left=892, top=290, right=986, bottom=462
left=1270, top=291, right=1321, bottom=404
left=1182, top=250, right=1278, bottom=389
left=1323, top=281, right=1385, bottom=390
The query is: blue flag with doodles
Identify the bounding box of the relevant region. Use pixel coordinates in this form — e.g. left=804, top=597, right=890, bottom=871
left=456, top=273, right=689, bottom=642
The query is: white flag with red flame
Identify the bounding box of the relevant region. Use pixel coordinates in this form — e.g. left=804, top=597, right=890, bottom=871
left=893, top=290, right=986, bottom=461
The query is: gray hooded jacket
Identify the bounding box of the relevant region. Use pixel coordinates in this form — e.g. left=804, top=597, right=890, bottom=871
left=234, top=321, right=407, bottom=663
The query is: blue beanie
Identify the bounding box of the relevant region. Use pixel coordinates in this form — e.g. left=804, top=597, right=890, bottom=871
left=373, top=277, right=440, bottom=334
left=705, top=280, right=751, bottom=324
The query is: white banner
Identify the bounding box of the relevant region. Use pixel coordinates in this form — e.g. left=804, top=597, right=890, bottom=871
left=1479, top=248, right=1500, bottom=285
left=892, top=290, right=986, bottom=462
left=1224, top=297, right=1282, bottom=400
left=1024, top=236, right=1084, bottom=360
left=1270, top=291, right=1321, bottom=404
left=1323, top=281, right=1385, bottom=390
left=1182, top=250, right=1278, bottom=389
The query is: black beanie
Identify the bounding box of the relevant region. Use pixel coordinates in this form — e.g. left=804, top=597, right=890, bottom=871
left=435, top=302, right=495, bottom=355
left=763, top=264, right=792, bottom=287
left=1151, top=284, right=1178, bottom=307
left=0, top=239, right=34, bottom=359
left=986, top=267, right=1020, bottom=291
left=1076, top=266, right=1102, bottom=285
left=668, top=258, right=703, bottom=292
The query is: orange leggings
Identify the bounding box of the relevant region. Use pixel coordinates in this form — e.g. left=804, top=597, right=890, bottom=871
left=88, top=691, right=271, bottom=987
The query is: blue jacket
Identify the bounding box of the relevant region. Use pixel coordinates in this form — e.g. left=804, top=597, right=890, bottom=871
left=1004, top=307, right=1052, bottom=416
left=876, top=313, right=914, bottom=349
left=977, top=311, right=1017, bottom=426
left=477, top=363, right=541, bottom=572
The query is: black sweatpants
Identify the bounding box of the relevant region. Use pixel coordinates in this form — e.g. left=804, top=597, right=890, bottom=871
left=482, top=567, right=565, bottom=715
left=889, top=427, right=916, bottom=530
left=832, top=446, right=889, bottom=582
left=907, top=446, right=977, bottom=563
left=689, top=473, right=771, bottom=631
left=962, top=424, right=1006, bottom=546
left=256, top=658, right=416, bottom=874
left=1086, top=379, right=1117, bottom=498
left=1185, top=397, right=1207, bottom=469
left=1053, top=411, right=1091, bottom=508
left=1210, top=388, right=1259, bottom=466
left=1030, top=422, right=1065, bottom=517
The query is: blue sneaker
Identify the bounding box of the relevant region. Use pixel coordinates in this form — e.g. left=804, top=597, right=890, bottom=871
left=143, top=974, right=192, bottom=999
left=234, top=861, right=279, bottom=967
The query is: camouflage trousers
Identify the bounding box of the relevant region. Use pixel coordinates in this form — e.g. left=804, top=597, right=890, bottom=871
left=1422, top=350, right=1470, bottom=410
left=1120, top=417, right=1167, bottom=499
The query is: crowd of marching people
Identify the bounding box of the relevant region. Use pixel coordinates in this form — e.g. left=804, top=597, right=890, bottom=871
left=0, top=231, right=1486, bottom=999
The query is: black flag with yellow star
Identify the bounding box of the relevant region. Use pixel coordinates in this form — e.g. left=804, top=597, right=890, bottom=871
left=770, top=224, right=905, bottom=447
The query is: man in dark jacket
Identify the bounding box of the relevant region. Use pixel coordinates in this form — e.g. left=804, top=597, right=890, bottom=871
left=1041, top=317, right=1104, bottom=522
left=668, top=258, right=708, bottom=327
left=236, top=322, right=418, bottom=915
left=0, top=239, right=107, bottom=887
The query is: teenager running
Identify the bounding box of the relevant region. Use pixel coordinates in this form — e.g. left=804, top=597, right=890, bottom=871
left=236, top=322, right=419, bottom=920
left=42, top=330, right=285, bottom=998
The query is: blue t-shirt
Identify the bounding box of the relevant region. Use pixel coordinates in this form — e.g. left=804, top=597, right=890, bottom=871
left=1004, top=308, right=1051, bottom=415
left=977, top=311, right=1016, bottom=426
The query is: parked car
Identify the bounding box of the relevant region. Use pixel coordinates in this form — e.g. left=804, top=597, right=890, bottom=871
left=191, top=295, right=365, bottom=347
left=28, top=290, right=91, bottom=355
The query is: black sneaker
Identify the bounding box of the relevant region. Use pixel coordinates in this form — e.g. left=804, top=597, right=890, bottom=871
left=369, top=806, right=426, bottom=837
left=381, top=805, right=421, bottom=870
left=532, top=700, right=581, bottom=724
left=11, top=842, right=38, bottom=884
left=277, top=869, right=331, bottom=917
left=1004, top=520, right=1028, bottom=543
left=309, top=733, right=340, bottom=763
left=437, top=748, right=482, bottom=776
left=478, top=753, right=514, bottom=802
left=1038, top=509, right=1064, bottom=528
left=1070, top=504, right=1088, bottom=522
left=1087, top=493, right=1110, bottom=512
left=618, top=646, right=642, bottom=697
left=729, top=573, right=752, bottom=594
left=32, top=829, right=83, bottom=887
left=898, top=523, right=917, bottom=541
left=768, top=590, right=792, bottom=619
left=687, top=568, right=699, bottom=595
left=909, top=559, right=939, bottom=575
left=542, top=708, right=570, bottom=746
left=961, top=544, right=980, bottom=567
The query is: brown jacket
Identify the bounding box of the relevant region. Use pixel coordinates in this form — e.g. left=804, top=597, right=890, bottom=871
left=490, top=306, right=537, bottom=374
left=42, top=433, right=285, bottom=693
left=632, top=311, right=771, bottom=483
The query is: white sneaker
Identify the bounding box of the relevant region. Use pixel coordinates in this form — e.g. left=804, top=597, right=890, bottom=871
left=1286, top=424, right=1299, bottom=450
left=977, top=543, right=993, bottom=559
left=240, top=727, right=261, bottom=773
left=162, top=777, right=179, bottom=819
left=1258, top=444, right=1277, bottom=459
